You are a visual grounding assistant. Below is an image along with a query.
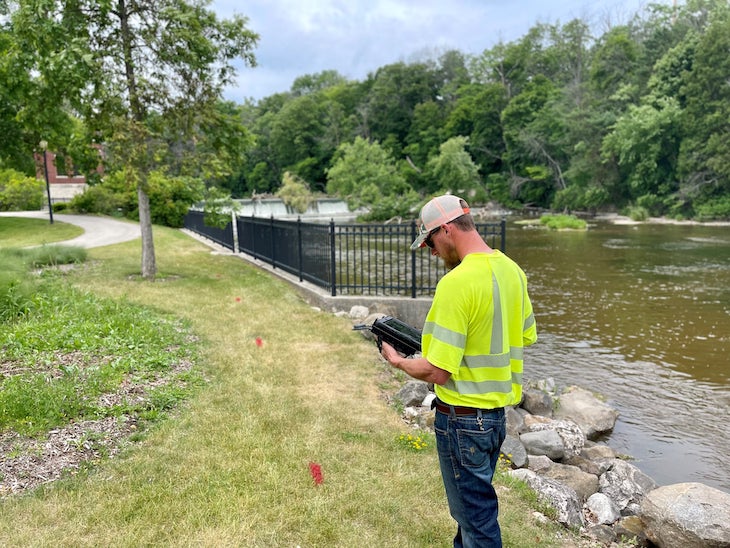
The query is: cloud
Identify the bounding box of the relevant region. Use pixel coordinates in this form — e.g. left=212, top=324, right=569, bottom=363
left=212, top=0, right=654, bottom=102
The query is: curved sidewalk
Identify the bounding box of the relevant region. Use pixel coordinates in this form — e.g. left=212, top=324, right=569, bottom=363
left=0, top=211, right=140, bottom=249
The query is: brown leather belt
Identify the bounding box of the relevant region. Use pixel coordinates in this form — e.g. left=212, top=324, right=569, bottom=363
left=434, top=401, right=502, bottom=416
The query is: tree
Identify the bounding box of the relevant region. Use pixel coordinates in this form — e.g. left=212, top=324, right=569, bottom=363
left=360, top=62, right=440, bottom=153
left=425, top=136, right=482, bottom=199
left=326, top=137, right=419, bottom=221
left=601, top=98, right=682, bottom=205
left=269, top=95, right=326, bottom=186
left=677, top=4, right=730, bottom=217
left=4, top=0, right=258, bottom=278
left=276, top=171, right=313, bottom=213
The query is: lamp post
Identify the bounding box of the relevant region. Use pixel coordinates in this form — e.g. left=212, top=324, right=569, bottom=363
left=39, top=140, right=54, bottom=224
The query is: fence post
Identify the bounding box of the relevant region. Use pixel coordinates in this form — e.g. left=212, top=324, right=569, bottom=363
left=297, top=217, right=303, bottom=282
left=329, top=219, right=336, bottom=296
left=270, top=215, right=276, bottom=269
left=500, top=218, right=506, bottom=252
left=231, top=211, right=239, bottom=253
left=410, top=220, right=417, bottom=299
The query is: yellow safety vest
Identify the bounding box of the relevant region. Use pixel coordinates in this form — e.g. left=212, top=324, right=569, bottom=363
left=423, top=251, right=537, bottom=408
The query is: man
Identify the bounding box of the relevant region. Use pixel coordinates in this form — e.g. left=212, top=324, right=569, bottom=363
left=381, top=194, right=537, bottom=548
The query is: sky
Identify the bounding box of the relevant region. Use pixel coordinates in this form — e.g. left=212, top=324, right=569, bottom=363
left=211, top=0, right=663, bottom=103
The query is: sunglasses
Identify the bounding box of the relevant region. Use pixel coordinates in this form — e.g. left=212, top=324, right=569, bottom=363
left=425, top=226, right=441, bottom=248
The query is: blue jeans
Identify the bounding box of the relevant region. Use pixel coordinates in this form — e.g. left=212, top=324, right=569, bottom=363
left=434, top=405, right=506, bottom=548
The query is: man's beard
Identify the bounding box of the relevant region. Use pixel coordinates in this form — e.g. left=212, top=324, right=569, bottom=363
left=441, top=247, right=461, bottom=271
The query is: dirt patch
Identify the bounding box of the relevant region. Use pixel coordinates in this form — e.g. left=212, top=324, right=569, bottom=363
left=0, top=357, right=195, bottom=498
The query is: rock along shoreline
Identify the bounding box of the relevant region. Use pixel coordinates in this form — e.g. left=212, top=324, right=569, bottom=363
left=351, top=308, right=730, bottom=548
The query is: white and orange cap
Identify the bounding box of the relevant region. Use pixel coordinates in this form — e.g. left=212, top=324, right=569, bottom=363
left=410, top=195, right=470, bottom=250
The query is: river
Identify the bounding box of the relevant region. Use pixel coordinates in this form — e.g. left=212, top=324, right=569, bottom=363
left=505, top=219, right=730, bottom=493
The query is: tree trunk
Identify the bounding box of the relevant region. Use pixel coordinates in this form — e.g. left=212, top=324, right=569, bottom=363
left=137, top=184, right=156, bottom=280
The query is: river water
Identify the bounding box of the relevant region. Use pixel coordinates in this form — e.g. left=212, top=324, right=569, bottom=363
left=504, top=219, right=730, bottom=493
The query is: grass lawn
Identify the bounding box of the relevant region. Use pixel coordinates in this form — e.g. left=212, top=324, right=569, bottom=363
left=0, top=216, right=84, bottom=247
left=0, top=224, right=586, bottom=547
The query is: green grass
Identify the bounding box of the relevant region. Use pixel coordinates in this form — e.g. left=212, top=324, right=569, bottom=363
left=539, top=213, right=588, bottom=230
left=0, top=216, right=84, bottom=247
left=0, top=280, right=201, bottom=435
left=0, top=225, right=587, bottom=547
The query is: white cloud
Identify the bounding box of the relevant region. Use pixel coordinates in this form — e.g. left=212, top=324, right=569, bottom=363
left=212, top=0, right=656, bottom=102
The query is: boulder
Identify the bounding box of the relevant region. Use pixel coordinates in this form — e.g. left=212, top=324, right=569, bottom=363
left=640, top=482, right=730, bottom=548
left=582, top=442, right=618, bottom=461
left=585, top=492, right=621, bottom=525
left=505, top=406, right=525, bottom=436
left=500, top=434, right=528, bottom=468
left=599, top=459, right=657, bottom=516
left=522, top=387, right=553, bottom=417
left=510, top=469, right=585, bottom=528
left=554, top=386, right=618, bottom=440
left=528, top=459, right=599, bottom=501
left=394, top=380, right=429, bottom=407
left=563, top=453, right=611, bottom=477
left=614, top=516, right=652, bottom=547
left=525, top=418, right=585, bottom=458
left=348, top=305, right=370, bottom=319
left=520, top=429, right=565, bottom=461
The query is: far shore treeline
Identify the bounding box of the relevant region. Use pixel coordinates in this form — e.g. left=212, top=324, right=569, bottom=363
left=1, top=0, right=729, bottom=230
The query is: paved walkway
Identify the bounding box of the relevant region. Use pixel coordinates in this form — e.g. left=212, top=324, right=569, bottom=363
left=0, top=211, right=140, bottom=249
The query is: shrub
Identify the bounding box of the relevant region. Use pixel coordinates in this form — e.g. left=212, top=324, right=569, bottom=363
left=694, top=195, right=730, bottom=221
left=24, top=245, right=87, bottom=268
left=277, top=171, right=313, bottom=213
left=0, top=169, right=44, bottom=211
left=625, top=205, right=649, bottom=221
left=636, top=193, right=665, bottom=216
left=539, top=214, right=587, bottom=230
left=68, top=170, right=204, bottom=228
left=147, top=172, right=204, bottom=228
left=68, top=185, right=124, bottom=215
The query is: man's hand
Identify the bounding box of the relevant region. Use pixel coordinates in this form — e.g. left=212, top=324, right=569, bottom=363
left=380, top=341, right=402, bottom=369
left=380, top=341, right=451, bottom=386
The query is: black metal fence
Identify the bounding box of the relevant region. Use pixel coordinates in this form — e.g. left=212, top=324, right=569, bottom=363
left=184, top=210, right=505, bottom=298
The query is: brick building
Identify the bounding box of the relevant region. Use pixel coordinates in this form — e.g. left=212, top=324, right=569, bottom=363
left=34, top=150, right=99, bottom=204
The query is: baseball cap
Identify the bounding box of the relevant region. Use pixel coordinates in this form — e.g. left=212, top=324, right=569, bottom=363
left=410, top=195, right=470, bottom=250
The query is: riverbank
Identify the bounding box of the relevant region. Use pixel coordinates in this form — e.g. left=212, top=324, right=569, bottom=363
left=594, top=212, right=730, bottom=227
left=0, top=221, right=594, bottom=547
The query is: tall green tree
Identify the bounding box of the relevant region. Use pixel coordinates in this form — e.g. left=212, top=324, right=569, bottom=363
left=4, top=0, right=258, bottom=278
left=677, top=3, right=730, bottom=217
left=360, top=62, right=440, bottom=154
left=326, top=137, right=418, bottom=221
left=269, top=94, right=326, bottom=187
left=425, top=136, right=482, bottom=199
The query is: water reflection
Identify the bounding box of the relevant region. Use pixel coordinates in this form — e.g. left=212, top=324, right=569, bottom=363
left=507, top=221, right=730, bottom=492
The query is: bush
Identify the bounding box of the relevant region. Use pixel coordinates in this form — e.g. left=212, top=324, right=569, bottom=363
left=68, top=171, right=204, bottom=228
left=0, top=169, right=44, bottom=211
left=625, top=205, right=649, bottom=221
left=694, top=195, right=730, bottom=221
left=636, top=193, right=665, bottom=217
left=23, top=245, right=87, bottom=268
left=69, top=185, right=124, bottom=215
left=552, top=185, right=609, bottom=213
left=147, top=172, right=204, bottom=228
left=276, top=171, right=313, bottom=213
left=539, top=214, right=587, bottom=230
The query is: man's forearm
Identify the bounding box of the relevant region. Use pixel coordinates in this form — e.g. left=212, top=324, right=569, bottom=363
left=390, top=355, right=450, bottom=386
